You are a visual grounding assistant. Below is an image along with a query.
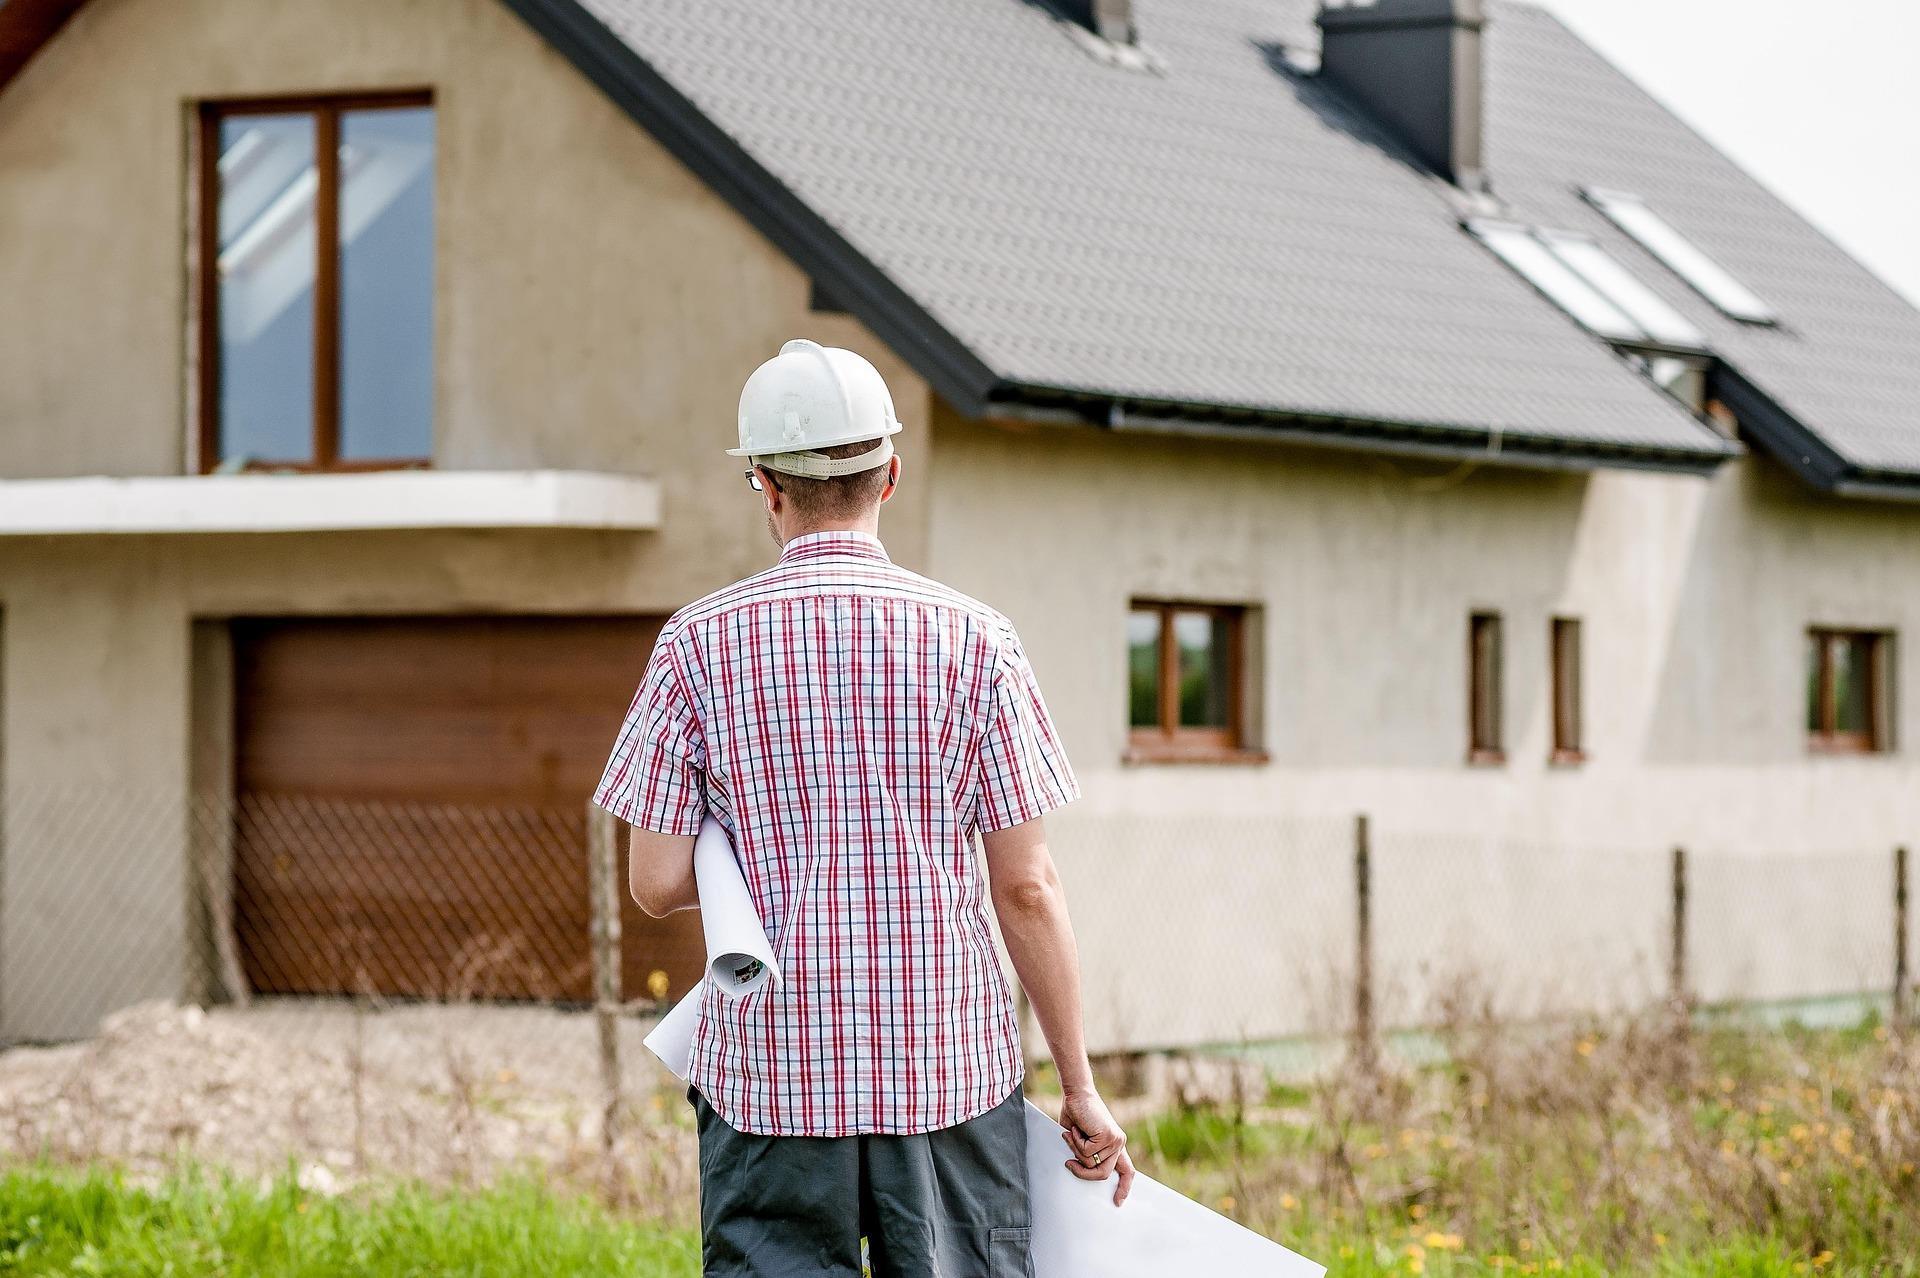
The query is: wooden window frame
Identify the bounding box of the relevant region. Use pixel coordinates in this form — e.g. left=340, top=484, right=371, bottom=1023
left=1807, top=627, right=1895, bottom=755
left=1468, top=610, right=1505, bottom=766
left=1124, top=600, right=1262, bottom=765
left=195, top=90, right=435, bottom=476
left=1550, top=616, right=1585, bottom=765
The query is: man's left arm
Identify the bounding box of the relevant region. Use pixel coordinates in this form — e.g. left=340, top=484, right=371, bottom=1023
left=628, top=827, right=698, bottom=917
left=592, top=634, right=705, bottom=918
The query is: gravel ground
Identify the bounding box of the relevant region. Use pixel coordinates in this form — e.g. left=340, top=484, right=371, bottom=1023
left=0, top=1000, right=699, bottom=1220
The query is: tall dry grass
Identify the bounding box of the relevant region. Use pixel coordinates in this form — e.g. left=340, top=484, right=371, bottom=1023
left=1124, top=989, right=1920, bottom=1274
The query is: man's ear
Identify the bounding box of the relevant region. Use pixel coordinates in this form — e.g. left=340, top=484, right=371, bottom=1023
left=757, top=467, right=783, bottom=515
left=879, top=454, right=902, bottom=504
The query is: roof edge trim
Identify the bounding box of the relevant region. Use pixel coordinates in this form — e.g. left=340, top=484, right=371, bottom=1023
left=1709, top=367, right=1905, bottom=497
left=0, top=0, right=93, bottom=98
left=986, top=385, right=1738, bottom=477
left=494, top=0, right=1003, bottom=413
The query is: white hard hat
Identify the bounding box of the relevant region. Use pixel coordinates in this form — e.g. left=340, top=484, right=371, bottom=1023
left=728, top=339, right=903, bottom=478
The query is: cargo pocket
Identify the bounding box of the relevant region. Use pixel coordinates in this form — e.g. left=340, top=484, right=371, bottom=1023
left=988, top=1226, right=1033, bottom=1278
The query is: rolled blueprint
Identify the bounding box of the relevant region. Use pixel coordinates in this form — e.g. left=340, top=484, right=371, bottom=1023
left=1024, top=1102, right=1327, bottom=1277
left=644, top=981, right=701, bottom=1081
left=644, top=815, right=776, bottom=1081
left=694, top=815, right=778, bottom=995
left=640, top=816, right=1327, bottom=1277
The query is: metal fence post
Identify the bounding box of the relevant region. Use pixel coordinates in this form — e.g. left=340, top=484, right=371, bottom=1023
left=1669, top=846, right=1690, bottom=1017
left=587, top=803, right=624, bottom=1191
left=1895, top=845, right=1911, bottom=1034
left=1352, top=813, right=1377, bottom=1074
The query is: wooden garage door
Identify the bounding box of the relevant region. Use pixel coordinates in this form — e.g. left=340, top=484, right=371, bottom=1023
left=231, top=616, right=705, bottom=1003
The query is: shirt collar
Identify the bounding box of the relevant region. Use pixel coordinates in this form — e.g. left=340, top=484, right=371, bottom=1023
left=778, top=530, right=891, bottom=565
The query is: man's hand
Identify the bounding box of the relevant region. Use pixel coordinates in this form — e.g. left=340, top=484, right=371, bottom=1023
left=1058, top=1087, right=1136, bottom=1206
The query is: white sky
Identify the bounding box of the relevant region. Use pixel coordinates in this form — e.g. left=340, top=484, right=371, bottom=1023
left=1533, top=0, right=1920, bottom=308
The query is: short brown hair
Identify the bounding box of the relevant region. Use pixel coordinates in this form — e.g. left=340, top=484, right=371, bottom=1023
left=764, top=441, right=893, bottom=521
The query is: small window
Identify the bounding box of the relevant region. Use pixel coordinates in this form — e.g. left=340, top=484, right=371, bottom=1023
left=1551, top=617, right=1583, bottom=763
left=1466, top=220, right=1706, bottom=351
left=1622, top=352, right=1709, bottom=413
left=1583, top=189, right=1777, bottom=324
left=198, top=92, right=436, bottom=473
left=1807, top=629, right=1894, bottom=753
left=1468, top=611, right=1504, bottom=764
left=1126, top=601, right=1249, bottom=760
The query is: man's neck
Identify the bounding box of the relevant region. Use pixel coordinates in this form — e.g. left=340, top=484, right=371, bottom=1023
left=777, top=518, right=881, bottom=547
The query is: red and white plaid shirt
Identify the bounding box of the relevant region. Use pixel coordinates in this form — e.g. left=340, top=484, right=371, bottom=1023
left=594, top=530, right=1078, bottom=1136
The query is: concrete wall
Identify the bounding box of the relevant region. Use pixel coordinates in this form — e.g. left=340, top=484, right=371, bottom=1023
left=927, top=411, right=1920, bottom=1049
left=0, top=0, right=1909, bottom=1051
left=0, top=0, right=930, bottom=1039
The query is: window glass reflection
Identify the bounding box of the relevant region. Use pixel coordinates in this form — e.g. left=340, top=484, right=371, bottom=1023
left=1175, top=610, right=1230, bottom=728
left=1127, top=610, right=1160, bottom=728
left=339, top=107, right=435, bottom=461
left=217, top=113, right=317, bottom=464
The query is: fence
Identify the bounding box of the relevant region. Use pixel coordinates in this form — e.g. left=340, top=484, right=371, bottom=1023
left=0, top=784, right=1913, bottom=1186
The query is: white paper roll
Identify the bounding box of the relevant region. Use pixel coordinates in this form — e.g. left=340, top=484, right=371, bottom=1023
left=693, top=815, right=779, bottom=996
left=644, top=816, right=777, bottom=1083
left=1023, top=1102, right=1326, bottom=1277
left=644, top=982, right=702, bottom=1082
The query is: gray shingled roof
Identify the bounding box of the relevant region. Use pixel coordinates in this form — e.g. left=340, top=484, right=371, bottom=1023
left=524, top=0, right=1916, bottom=480
left=1483, top=2, right=1920, bottom=486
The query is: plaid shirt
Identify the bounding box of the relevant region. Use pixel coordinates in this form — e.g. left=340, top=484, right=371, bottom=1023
left=594, top=530, right=1078, bottom=1136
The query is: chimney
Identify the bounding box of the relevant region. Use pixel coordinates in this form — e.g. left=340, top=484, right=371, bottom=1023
left=1317, top=0, right=1487, bottom=190
left=1059, top=0, right=1136, bottom=45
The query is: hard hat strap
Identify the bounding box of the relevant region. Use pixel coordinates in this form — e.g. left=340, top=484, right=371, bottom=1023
left=753, top=436, right=894, bottom=480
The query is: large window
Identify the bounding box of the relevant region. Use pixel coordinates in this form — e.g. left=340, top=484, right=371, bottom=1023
left=1468, top=611, right=1504, bottom=764
left=1465, top=220, right=1706, bottom=352
left=1551, top=616, right=1584, bottom=763
left=197, top=92, right=436, bottom=473
left=1126, top=601, right=1250, bottom=760
left=1807, top=629, right=1894, bottom=754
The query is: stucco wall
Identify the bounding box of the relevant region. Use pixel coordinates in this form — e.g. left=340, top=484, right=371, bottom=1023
left=0, top=0, right=931, bottom=1039
left=928, top=411, right=1920, bottom=1050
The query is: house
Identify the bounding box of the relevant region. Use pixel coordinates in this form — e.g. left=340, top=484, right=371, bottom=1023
left=2, top=0, right=1916, bottom=1047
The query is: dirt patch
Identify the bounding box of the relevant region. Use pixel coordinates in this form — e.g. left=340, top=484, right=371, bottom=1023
left=0, top=999, right=699, bottom=1221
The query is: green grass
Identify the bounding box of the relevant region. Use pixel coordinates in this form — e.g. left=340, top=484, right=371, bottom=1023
left=0, top=1164, right=698, bottom=1276
left=3, top=1015, right=1914, bottom=1276
left=0, top=1149, right=1898, bottom=1277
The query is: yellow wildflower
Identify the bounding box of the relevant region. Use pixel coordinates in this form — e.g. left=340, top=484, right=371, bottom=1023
left=1423, top=1232, right=1464, bottom=1252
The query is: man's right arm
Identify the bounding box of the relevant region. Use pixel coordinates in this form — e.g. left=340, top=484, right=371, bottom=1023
left=985, top=816, right=1136, bottom=1206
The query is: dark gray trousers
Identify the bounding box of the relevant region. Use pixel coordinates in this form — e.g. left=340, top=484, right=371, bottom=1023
left=689, top=1083, right=1033, bottom=1277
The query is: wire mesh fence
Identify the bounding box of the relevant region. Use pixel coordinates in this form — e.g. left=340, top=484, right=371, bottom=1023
left=0, top=782, right=1912, bottom=1191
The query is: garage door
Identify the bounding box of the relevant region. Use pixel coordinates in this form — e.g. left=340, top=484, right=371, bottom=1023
left=230, top=616, right=705, bottom=1003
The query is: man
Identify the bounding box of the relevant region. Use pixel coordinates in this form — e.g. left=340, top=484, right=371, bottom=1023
left=594, top=339, right=1132, bottom=1277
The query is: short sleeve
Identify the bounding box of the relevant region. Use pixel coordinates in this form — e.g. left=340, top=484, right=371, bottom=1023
left=974, top=628, right=1080, bottom=833
left=593, top=635, right=707, bottom=836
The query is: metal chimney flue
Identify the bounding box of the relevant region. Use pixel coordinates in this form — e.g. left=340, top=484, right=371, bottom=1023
left=1318, top=0, right=1487, bottom=190
left=1058, top=0, right=1135, bottom=45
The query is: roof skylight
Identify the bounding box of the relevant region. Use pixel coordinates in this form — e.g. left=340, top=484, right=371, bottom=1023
left=1583, top=189, right=1777, bottom=324
left=1467, top=220, right=1707, bottom=352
